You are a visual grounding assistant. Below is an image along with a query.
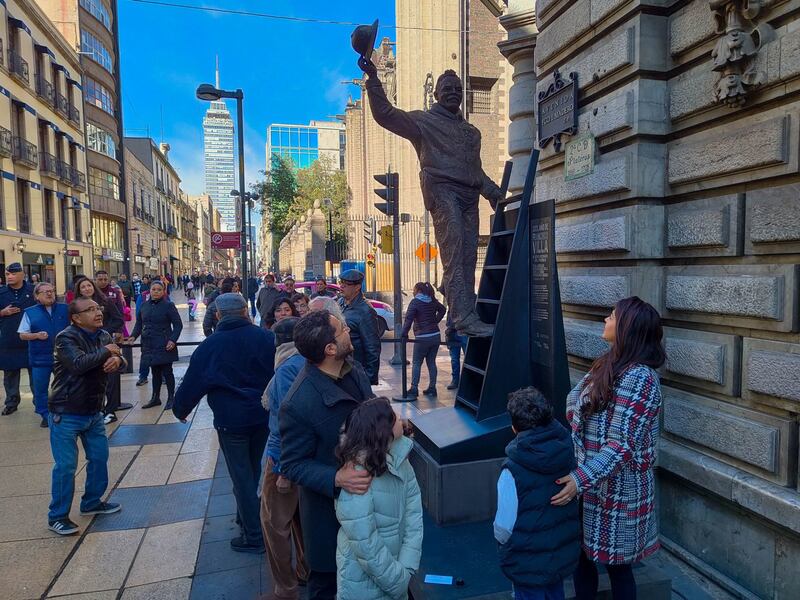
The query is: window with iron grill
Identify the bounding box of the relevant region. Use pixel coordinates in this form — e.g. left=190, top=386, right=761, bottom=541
left=467, top=89, right=492, bottom=115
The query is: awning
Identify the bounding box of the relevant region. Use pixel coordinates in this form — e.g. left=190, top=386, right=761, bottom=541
left=8, top=17, right=31, bottom=35
left=34, top=43, right=55, bottom=58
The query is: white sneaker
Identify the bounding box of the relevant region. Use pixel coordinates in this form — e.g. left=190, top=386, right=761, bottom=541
left=103, top=413, right=117, bottom=425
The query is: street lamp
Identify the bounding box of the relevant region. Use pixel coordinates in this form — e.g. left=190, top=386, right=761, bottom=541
left=15, top=238, right=26, bottom=253
left=231, top=190, right=259, bottom=279
left=196, top=82, right=249, bottom=297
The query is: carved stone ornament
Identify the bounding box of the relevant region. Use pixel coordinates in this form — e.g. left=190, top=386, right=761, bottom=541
left=709, top=0, right=775, bottom=107
left=537, top=69, right=578, bottom=152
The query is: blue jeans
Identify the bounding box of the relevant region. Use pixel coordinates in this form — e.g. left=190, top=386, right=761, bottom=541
left=31, top=366, right=52, bottom=418
left=48, top=412, right=109, bottom=521
left=514, top=580, right=565, bottom=600
left=448, top=334, right=467, bottom=381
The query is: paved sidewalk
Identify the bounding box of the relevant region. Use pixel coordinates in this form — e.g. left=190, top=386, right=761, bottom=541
left=0, top=295, right=458, bottom=600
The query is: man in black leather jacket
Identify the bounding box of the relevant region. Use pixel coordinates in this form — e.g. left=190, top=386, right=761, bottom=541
left=337, top=270, right=380, bottom=385
left=46, top=297, right=127, bottom=536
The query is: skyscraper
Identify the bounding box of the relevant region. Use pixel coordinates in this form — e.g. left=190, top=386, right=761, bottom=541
left=203, top=60, right=236, bottom=231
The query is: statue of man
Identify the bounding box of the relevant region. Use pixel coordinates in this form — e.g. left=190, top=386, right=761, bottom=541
left=359, top=58, right=504, bottom=337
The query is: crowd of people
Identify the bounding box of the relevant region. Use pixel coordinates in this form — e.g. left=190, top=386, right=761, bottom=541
left=0, top=257, right=667, bottom=600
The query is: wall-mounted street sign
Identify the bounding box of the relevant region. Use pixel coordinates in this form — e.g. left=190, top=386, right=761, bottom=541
left=564, top=134, right=595, bottom=181
left=211, top=231, right=241, bottom=250
left=538, top=69, right=578, bottom=152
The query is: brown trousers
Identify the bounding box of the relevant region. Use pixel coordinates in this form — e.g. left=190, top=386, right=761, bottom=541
left=260, top=459, right=309, bottom=599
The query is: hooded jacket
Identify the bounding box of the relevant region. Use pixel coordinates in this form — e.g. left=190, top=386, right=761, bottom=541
left=263, top=341, right=305, bottom=471
left=497, top=420, right=581, bottom=588
left=400, top=294, right=446, bottom=338
left=335, top=435, right=423, bottom=599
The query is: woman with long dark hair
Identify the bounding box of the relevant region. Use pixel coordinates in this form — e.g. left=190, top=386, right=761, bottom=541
left=271, top=296, right=299, bottom=325
left=127, top=280, right=183, bottom=410
left=551, top=296, right=665, bottom=600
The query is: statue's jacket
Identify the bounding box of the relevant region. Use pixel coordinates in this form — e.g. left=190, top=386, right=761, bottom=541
left=365, top=77, right=501, bottom=200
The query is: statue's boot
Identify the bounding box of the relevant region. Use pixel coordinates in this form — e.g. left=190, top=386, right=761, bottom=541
left=456, top=312, right=494, bottom=337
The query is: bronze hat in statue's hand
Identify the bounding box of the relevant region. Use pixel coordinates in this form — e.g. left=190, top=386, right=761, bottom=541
left=351, top=18, right=379, bottom=62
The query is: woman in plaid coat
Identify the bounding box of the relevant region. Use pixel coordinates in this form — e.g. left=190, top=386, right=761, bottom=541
left=552, top=297, right=665, bottom=600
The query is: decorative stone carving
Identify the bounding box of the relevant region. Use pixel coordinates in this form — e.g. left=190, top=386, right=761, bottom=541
left=709, top=0, right=774, bottom=107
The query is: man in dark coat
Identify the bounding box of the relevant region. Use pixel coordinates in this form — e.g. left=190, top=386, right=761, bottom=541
left=47, top=296, right=126, bottom=535
left=279, top=309, right=375, bottom=600
left=256, top=273, right=287, bottom=327
left=0, top=263, right=36, bottom=416
left=337, top=269, right=380, bottom=385
left=173, top=293, right=275, bottom=554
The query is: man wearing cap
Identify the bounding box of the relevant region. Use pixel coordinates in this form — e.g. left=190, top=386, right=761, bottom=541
left=357, top=45, right=504, bottom=337
left=173, top=293, right=276, bottom=554
left=0, top=263, right=36, bottom=416
left=337, top=269, right=380, bottom=385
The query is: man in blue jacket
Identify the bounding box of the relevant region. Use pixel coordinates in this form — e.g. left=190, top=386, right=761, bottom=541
left=173, top=293, right=275, bottom=554
left=18, top=282, right=69, bottom=427
left=0, top=263, right=36, bottom=416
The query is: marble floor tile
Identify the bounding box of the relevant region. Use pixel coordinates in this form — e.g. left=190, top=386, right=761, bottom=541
left=119, top=454, right=178, bottom=488
left=0, top=493, right=92, bottom=542
left=118, top=407, right=162, bottom=425
left=49, top=529, right=145, bottom=597
left=47, top=591, right=118, bottom=599
left=157, top=410, right=182, bottom=425
left=0, top=438, right=53, bottom=467
left=181, top=428, right=219, bottom=454
left=126, top=519, right=203, bottom=587
left=0, top=462, right=55, bottom=497
left=189, top=564, right=261, bottom=600
left=0, top=537, right=77, bottom=599
left=138, top=442, right=182, bottom=456
left=120, top=577, right=192, bottom=600
left=168, top=450, right=217, bottom=484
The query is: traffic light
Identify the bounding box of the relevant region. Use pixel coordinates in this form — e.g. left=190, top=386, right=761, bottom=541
left=378, top=225, right=393, bottom=254
left=362, top=217, right=376, bottom=244
left=373, top=172, right=399, bottom=216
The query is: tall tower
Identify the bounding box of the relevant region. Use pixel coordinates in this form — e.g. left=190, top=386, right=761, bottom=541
left=203, top=58, right=236, bottom=231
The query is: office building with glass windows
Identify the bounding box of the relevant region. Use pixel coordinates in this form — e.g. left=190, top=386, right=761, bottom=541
left=203, top=92, right=236, bottom=232
left=266, top=120, right=345, bottom=171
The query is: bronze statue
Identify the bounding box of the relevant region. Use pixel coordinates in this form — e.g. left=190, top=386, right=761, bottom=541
left=352, top=23, right=504, bottom=337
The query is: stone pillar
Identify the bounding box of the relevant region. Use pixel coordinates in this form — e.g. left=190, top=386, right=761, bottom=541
left=498, top=1, right=537, bottom=195
left=525, top=0, right=800, bottom=597
left=309, top=201, right=327, bottom=278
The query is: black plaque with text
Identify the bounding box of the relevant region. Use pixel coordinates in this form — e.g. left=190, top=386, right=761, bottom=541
left=537, top=70, right=578, bottom=152
left=529, top=200, right=571, bottom=423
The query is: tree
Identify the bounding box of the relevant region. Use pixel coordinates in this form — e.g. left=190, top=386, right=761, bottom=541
left=291, top=155, right=350, bottom=238
left=253, top=153, right=297, bottom=241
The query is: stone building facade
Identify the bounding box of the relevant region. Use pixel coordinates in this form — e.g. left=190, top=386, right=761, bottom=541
left=0, top=0, right=92, bottom=289
left=501, top=0, right=800, bottom=597
left=124, top=145, right=160, bottom=275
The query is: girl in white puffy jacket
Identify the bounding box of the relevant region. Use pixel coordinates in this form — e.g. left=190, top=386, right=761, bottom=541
left=334, top=398, right=424, bottom=600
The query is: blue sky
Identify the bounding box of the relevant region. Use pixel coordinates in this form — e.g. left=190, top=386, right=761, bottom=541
left=118, top=0, right=396, bottom=197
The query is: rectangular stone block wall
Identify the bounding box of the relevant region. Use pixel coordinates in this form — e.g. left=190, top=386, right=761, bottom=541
left=535, top=0, right=800, bottom=596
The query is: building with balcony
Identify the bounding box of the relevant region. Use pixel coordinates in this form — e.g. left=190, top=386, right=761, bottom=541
left=0, top=0, right=92, bottom=291
left=189, top=194, right=211, bottom=272
left=123, top=144, right=162, bottom=275
left=124, top=137, right=188, bottom=278
left=38, top=0, right=127, bottom=276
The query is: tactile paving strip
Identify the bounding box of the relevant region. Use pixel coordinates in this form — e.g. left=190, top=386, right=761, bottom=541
left=90, top=479, right=212, bottom=531
left=108, top=422, right=191, bottom=446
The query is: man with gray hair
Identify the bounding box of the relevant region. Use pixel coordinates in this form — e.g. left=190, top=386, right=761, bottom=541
left=173, top=293, right=276, bottom=554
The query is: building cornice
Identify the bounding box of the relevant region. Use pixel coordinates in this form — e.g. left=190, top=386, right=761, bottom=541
left=20, top=0, right=84, bottom=72
left=499, top=8, right=537, bottom=33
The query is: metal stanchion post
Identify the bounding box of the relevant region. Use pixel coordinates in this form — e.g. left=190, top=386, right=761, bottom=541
left=393, top=337, right=414, bottom=402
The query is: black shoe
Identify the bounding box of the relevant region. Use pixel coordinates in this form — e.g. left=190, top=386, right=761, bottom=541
left=80, top=501, right=121, bottom=516
left=446, top=380, right=459, bottom=390
left=1, top=406, right=17, bottom=416
left=423, top=387, right=438, bottom=397
left=117, top=403, right=133, bottom=411
left=164, top=398, right=174, bottom=411
left=103, top=413, right=118, bottom=425
left=135, top=379, right=148, bottom=386
left=40, top=417, right=49, bottom=428
left=406, top=387, right=419, bottom=398
left=230, top=536, right=265, bottom=554
left=48, top=518, right=80, bottom=536
left=141, top=398, right=162, bottom=409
